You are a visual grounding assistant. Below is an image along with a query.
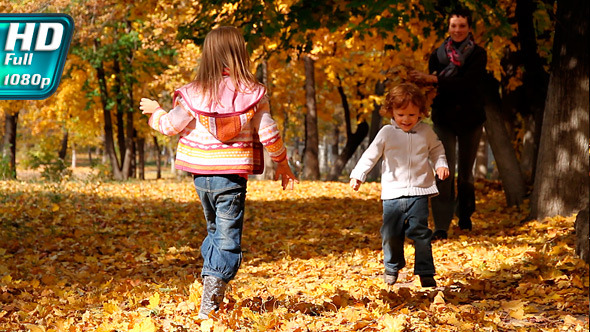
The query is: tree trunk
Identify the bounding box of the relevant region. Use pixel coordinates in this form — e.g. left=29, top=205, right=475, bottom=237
left=58, top=131, right=68, bottom=160
left=137, top=137, right=145, bottom=180
left=530, top=0, right=589, bottom=220
left=2, top=111, right=18, bottom=179
left=153, top=136, right=161, bottom=179
left=256, top=60, right=277, bottom=180
left=519, top=113, right=537, bottom=184
left=119, top=110, right=134, bottom=180
left=71, top=143, right=76, bottom=169
left=575, top=205, right=589, bottom=264
left=367, top=80, right=385, bottom=182
left=475, top=128, right=488, bottom=179
left=95, top=60, right=124, bottom=180
left=330, top=125, right=339, bottom=162
left=326, top=84, right=369, bottom=181
left=483, top=74, right=527, bottom=206
left=515, top=0, right=550, bottom=185
left=113, top=57, right=126, bottom=165
left=302, top=55, right=320, bottom=180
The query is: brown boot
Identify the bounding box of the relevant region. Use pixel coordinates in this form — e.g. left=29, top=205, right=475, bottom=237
left=198, top=275, right=227, bottom=319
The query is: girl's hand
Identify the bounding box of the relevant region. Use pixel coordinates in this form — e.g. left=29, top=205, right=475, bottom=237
left=140, top=98, right=161, bottom=115
left=436, top=167, right=450, bottom=181
left=275, top=160, right=299, bottom=190
left=350, top=178, right=362, bottom=191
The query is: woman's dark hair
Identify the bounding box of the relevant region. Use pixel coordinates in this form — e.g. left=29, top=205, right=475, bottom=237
left=448, top=7, right=473, bottom=27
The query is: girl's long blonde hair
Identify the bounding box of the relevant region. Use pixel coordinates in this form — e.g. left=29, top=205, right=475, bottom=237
left=193, top=26, right=261, bottom=104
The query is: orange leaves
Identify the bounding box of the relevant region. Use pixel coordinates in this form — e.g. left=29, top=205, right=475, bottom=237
left=0, top=179, right=588, bottom=331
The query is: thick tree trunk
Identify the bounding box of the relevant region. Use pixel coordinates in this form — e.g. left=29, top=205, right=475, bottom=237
left=483, top=74, right=527, bottom=206
left=302, top=55, right=320, bottom=180
left=519, top=114, right=537, bottom=184
left=530, top=0, right=589, bottom=220
left=575, top=206, right=589, bottom=264
left=515, top=0, right=550, bottom=185
left=327, top=84, right=369, bottom=181
left=96, top=60, right=124, bottom=180
left=2, top=111, right=18, bottom=179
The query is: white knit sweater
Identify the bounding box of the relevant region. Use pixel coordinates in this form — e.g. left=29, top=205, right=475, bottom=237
left=350, top=121, right=448, bottom=200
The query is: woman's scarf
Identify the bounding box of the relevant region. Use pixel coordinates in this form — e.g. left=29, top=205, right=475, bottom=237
left=436, top=33, right=475, bottom=78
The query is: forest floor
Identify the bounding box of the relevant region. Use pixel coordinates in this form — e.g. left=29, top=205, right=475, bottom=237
left=0, top=172, right=588, bottom=331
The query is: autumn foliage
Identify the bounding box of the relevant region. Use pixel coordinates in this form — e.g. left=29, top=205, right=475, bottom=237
left=0, top=179, right=587, bottom=331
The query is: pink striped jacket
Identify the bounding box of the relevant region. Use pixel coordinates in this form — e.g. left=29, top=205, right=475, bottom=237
left=148, top=78, right=287, bottom=175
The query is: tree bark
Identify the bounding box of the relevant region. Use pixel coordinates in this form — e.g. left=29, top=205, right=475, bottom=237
left=515, top=0, right=550, bottom=185
left=95, top=60, right=124, bottom=180
left=119, top=110, right=134, bottom=180
left=302, top=55, right=320, bottom=180
left=475, top=128, right=488, bottom=179
left=326, top=84, right=369, bottom=181
left=113, top=57, right=126, bottom=166
left=256, top=60, right=277, bottom=180
left=58, top=130, right=68, bottom=160
left=530, top=0, right=589, bottom=220
left=137, top=137, right=145, bottom=180
left=483, top=74, right=527, bottom=206
left=71, top=143, right=76, bottom=169
left=153, top=136, right=161, bottom=179
left=2, top=111, right=18, bottom=179
left=367, top=80, right=385, bottom=182
left=575, top=205, right=589, bottom=263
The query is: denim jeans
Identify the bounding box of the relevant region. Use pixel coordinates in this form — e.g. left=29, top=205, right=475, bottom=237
left=193, top=174, right=247, bottom=282
left=382, top=196, right=435, bottom=276
left=431, top=124, right=483, bottom=231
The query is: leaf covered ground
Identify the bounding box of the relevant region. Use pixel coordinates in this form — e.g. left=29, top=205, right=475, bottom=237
left=0, top=178, right=588, bottom=331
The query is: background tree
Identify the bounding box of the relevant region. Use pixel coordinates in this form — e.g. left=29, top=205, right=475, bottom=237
left=529, top=0, right=589, bottom=220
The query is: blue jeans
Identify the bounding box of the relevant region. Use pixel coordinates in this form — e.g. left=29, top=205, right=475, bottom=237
left=431, top=124, right=483, bottom=231
left=193, top=174, right=247, bottom=282
left=382, top=196, right=435, bottom=275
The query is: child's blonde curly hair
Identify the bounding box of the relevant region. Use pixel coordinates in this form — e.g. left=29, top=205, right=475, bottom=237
left=380, top=83, right=429, bottom=118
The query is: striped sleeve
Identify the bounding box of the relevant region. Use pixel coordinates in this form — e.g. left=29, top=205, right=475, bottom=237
left=252, top=99, right=287, bottom=162
left=148, top=101, right=194, bottom=136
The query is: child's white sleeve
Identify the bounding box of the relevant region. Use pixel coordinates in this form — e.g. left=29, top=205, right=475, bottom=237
left=349, top=128, right=387, bottom=182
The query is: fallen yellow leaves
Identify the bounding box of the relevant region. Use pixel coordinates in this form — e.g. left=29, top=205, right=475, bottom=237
left=0, top=179, right=588, bottom=331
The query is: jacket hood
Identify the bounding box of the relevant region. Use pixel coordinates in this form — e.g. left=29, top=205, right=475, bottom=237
left=175, top=77, right=266, bottom=115
left=174, top=77, right=266, bottom=141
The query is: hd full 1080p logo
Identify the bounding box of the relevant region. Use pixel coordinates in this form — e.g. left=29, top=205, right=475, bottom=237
left=0, top=14, right=74, bottom=100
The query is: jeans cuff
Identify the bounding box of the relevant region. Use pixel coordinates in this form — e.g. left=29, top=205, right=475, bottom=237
left=202, top=269, right=234, bottom=283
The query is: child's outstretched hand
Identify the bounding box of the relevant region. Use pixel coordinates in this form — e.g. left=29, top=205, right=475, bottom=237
left=436, top=167, right=450, bottom=181
left=140, top=98, right=161, bottom=115
left=350, top=178, right=361, bottom=191
left=275, top=160, right=299, bottom=190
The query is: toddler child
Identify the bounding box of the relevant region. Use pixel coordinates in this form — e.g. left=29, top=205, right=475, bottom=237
left=350, top=83, right=449, bottom=287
